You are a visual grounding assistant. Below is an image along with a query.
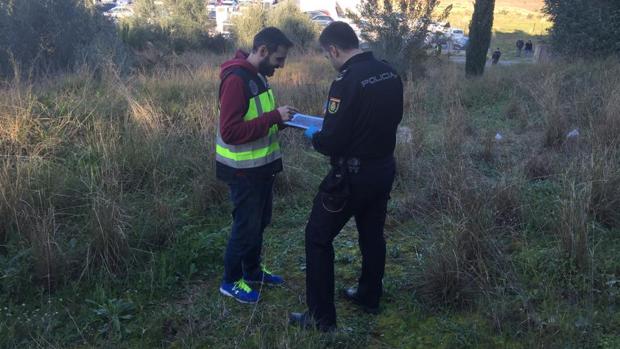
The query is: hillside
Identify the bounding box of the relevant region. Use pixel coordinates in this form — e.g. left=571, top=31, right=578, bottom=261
left=442, top=0, right=545, bottom=12
left=438, top=0, right=551, bottom=35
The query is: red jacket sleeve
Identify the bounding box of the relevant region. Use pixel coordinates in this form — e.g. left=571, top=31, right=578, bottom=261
left=219, top=75, right=282, bottom=145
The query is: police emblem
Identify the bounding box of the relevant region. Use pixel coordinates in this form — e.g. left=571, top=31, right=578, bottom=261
left=248, top=80, right=259, bottom=96
left=328, top=97, right=341, bottom=114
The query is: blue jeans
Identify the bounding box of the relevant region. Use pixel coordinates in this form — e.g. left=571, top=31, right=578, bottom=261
left=223, top=174, right=275, bottom=283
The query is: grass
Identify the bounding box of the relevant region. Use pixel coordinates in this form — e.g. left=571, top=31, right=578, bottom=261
left=0, top=52, right=619, bottom=348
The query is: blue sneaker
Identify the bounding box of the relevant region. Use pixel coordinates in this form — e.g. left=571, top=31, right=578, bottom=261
left=245, top=265, right=284, bottom=285
left=219, top=279, right=259, bottom=304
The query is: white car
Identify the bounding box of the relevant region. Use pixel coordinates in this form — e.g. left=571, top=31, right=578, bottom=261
left=305, top=10, right=325, bottom=17
left=311, top=15, right=334, bottom=27
left=428, top=22, right=447, bottom=33
left=448, top=28, right=465, bottom=40
left=104, top=5, right=134, bottom=20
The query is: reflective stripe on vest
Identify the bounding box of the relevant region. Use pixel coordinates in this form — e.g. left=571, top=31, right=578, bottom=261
left=216, top=89, right=281, bottom=169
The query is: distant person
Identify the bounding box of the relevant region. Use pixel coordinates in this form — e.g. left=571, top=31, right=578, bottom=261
left=216, top=27, right=298, bottom=304
left=434, top=42, right=442, bottom=56
left=516, top=39, right=524, bottom=57
left=525, top=40, right=534, bottom=57
left=492, top=48, right=501, bottom=65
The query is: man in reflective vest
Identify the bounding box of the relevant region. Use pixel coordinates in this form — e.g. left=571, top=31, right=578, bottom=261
left=217, top=27, right=298, bottom=304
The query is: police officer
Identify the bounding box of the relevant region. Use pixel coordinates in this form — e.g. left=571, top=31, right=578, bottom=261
left=289, top=22, right=403, bottom=331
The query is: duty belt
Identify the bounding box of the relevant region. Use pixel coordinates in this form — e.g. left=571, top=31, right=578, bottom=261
left=331, top=157, right=362, bottom=174
left=331, top=156, right=394, bottom=174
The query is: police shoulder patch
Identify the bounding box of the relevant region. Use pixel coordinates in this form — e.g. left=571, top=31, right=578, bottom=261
left=328, top=97, right=341, bottom=114
left=335, top=69, right=349, bottom=82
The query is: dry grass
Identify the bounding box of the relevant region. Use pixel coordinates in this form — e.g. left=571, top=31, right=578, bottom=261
left=0, top=53, right=619, bottom=347
left=0, top=53, right=332, bottom=284
left=384, top=57, right=620, bottom=313
left=557, top=176, right=590, bottom=269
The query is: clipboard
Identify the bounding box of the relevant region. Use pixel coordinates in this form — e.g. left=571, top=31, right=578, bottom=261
left=285, top=114, right=324, bottom=130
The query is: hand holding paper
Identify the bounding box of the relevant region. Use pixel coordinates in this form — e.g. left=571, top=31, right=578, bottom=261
left=277, top=106, right=299, bottom=122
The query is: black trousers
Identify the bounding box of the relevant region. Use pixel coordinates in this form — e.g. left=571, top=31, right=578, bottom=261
left=305, top=157, right=396, bottom=328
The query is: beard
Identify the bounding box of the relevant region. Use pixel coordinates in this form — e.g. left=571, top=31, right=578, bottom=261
left=258, top=57, right=276, bottom=77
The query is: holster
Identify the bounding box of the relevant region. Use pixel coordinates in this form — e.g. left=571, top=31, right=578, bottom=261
left=318, top=159, right=351, bottom=213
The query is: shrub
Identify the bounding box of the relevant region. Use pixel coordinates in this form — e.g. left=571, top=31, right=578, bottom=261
left=544, top=0, right=620, bottom=57
left=124, top=0, right=228, bottom=54
left=349, top=0, right=451, bottom=77
left=230, top=4, right=270, bottom=50
left=266, top=0, right=317, bottom=51
left=231, top=1, right=316, bottom=51
left=0, top=0, right=123, bottom=78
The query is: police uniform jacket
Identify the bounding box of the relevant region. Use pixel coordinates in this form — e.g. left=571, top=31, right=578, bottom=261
left=312, top=52, right=404, bottom=162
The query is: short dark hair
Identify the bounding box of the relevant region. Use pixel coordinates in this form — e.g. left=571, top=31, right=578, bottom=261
left=319, top=21, right=359, bottom=50
left=252, top=27, right=294, bottom=53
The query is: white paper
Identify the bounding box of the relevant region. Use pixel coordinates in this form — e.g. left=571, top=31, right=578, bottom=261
left=285, top=113, right=324, bottom=130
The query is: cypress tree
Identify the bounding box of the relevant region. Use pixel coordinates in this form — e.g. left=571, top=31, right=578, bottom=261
left=465, top=0, right=495, bottom=76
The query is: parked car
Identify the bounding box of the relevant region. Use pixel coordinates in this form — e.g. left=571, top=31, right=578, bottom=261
left=311, top=15, right=334, bottom=27
left=96, top=2, right=116, bottom=12
left=304, top=10, right=326, bottom=18
left=103, top=5, right=134, bottom=20
left=448, top=28, right=465, bottom=40
left=453, top=36, right=469, bottom=50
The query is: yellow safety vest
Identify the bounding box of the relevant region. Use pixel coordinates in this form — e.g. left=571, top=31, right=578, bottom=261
left=216, top=72, right=281, bottom=169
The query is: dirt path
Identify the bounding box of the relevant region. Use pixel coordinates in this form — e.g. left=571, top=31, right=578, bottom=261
left=448, top=54, right=535, bottom=66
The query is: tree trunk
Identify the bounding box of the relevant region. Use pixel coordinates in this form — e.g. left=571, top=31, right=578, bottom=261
left=466, top=0, right=496, bottom=76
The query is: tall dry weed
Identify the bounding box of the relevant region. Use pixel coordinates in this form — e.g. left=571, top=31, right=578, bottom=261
left=531, top=71, right=568, bottom=148
left=86, top=190, right=130, bottom=276
left=588, top=149, right=620, bottom=229
left=17, top=205, right=61, bottom=289
left=416, top=205, right=502, bottom=309
left=80, top=122, right=131, bottom=276
left=590, top=72, right=620, bottom=150
left=557, top=176, right=590, bottom=270
left=0, top=162, right=29, bottom=245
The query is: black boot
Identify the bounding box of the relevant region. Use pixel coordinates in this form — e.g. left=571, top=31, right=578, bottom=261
left=340, top=287, right=380, bottom=314
left=289, top=312, right=336, bottom=333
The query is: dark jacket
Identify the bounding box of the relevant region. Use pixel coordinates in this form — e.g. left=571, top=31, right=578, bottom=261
left=311, top=52, right=404, bottom=161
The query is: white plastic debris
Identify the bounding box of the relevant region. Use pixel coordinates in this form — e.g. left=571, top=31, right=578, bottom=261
left=397, top=126, right=413, bottom=144
left=495, top=132, right=503, bottom=141
left=566, top=128, right=580, bottom=139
